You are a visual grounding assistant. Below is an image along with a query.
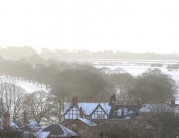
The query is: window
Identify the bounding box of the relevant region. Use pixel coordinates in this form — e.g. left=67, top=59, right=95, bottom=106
left=117, top=109, right=122, bottom=116
left=97, top=114, right=105, bottom=119
left=92, top=106, right=106, bottom=119
left=86, top=116, right=92, bottom=119
left=66, top=107, right=80, bottom=119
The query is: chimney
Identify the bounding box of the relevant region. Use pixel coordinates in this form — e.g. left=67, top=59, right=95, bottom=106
left=109, top=94, right=117, bottom=108
left=89, top=95, right=93, bottom=103
left=171, top=99, right=175, bottom=108
left=72, top=96, right=78, bottom=105
left=79, top=107, right=84, bottom=118
left=109, top=96, right=112, bottom=106
left=137, top=98, right=142, bottom=108
left=3, top=111, right=10, bottom=130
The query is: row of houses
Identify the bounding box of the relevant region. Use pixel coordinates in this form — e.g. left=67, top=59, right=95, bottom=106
left=1, top=94, right=179, bottom=137
left=62, top=95, right=179, bottom=129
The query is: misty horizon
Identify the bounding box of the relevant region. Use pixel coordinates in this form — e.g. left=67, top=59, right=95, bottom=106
left=1, top=0, right=179, bottom=54
left=1, top=46, right=179, bottom=55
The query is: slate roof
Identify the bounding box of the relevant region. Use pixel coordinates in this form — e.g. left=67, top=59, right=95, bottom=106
left=64, top=117, right=97, bottom=127
left=109, top=105, right=138, bottom=120
left=78, top=118, right=97, bottom=126
left=40, top=124, right=79, bottom=137
left=63, top=102, right=111, bottom=115
left=21, top=124, right=42, bottom=132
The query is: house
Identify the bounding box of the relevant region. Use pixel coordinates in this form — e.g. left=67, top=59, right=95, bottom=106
left=108, top=105, right=139, bottom=120
left=40, top=124, right=79, bottom=138
left=63, top=96, right=111, bottom=124
left=63, top=95, right=141, bottom=125
left=64, top=117, right=97, bottom=129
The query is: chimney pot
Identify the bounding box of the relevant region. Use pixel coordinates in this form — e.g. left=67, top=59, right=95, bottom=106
left=72, top=96, right=78, bottom=105
left=80, top=107, right=84, bottom=118
left=3, top=111, right=10, bottom=130
left=89, top=95, right=93, bottom=103
left=171, top=99, right=175, bottom=108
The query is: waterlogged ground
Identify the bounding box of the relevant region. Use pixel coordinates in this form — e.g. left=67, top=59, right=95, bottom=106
left=95, top=65, right=179, bottom=82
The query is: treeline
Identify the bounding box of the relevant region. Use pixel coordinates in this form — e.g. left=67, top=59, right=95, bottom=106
left=0, top=56, right=178, bottom=125
left=0, top=55, right=177, bottom=104
left=167, top=63, right=179, bottom=70
left=0, top=57, right=111, bottom=101
left=1, top=46, right=179, bottom=60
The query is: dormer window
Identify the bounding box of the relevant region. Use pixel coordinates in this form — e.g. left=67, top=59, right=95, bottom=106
left=117, top=109, right=122, bottom=116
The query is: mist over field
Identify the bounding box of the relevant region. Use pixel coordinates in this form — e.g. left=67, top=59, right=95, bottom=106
left=1, top=0, right=179, bottom=137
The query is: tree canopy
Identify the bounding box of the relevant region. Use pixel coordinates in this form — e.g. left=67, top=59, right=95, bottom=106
left=128, top=68, right=177, bottom=103
left=50, top=68, right=111, bottom=102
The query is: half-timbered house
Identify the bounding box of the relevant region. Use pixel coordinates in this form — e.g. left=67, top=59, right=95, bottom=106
left=63, top=96, right=111, bottom=124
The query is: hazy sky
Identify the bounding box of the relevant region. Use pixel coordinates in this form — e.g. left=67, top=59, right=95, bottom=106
left=0, top=0, right=179, bottom=53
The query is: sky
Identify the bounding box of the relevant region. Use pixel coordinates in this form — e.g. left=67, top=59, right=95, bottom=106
left=0, top=0, right=179, bottom=54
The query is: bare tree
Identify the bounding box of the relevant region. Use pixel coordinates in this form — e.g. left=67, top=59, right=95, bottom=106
left=23, top=91, right=55, bottom=124
left=0, top=82, right=25, bottom=122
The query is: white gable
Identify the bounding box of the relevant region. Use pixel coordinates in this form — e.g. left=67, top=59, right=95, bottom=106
left=78, top=103, right=98, bottom=115
left=63, top=102, right=111, bottom=116
left=91, top=105, right=108, bottom=119
left=63, top=102, right=72, bottom=114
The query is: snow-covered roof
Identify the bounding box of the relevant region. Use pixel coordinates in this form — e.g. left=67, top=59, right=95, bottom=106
left=63, top=102, right=72, bottom=114
left=63, top=102, right=111, bottom=115
left=77, top=118, right=97, bottom=126
left=33, top=131, right=50, bottom=138
left=100, top=103, right=111, bottom=114
left=40, top=124, right=79, bottom=137
left=10, top=120, right=18, bottom=129
left=78, top=103, right=99, bottom=115
left=60, top=124, right=79, bottom=137
left=28, top=118, right=37, bottom=125
left=175, top=100, right=179, bottom=105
